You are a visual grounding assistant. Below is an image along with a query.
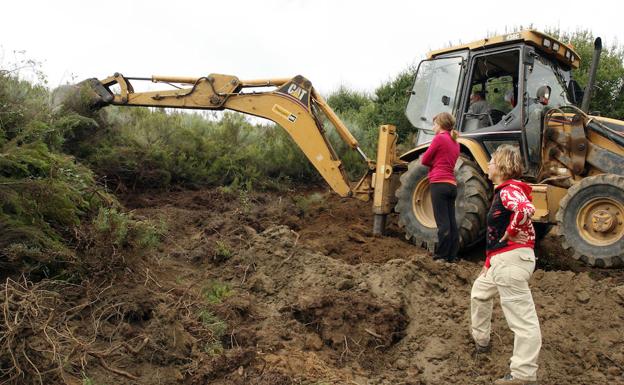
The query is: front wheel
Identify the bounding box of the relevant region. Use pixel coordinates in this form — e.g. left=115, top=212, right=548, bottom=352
left=556, top=174, right=624, bottom=267
left=395, top=155, right=491, bottom=251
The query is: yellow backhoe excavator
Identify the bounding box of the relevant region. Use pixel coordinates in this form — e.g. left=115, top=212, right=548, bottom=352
left=72, top=30, right=624, bottom=267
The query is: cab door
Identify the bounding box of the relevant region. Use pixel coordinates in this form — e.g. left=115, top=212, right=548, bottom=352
left=406, top=53, right=467, bottom=145
left=457, top=47, right=525, bottom=160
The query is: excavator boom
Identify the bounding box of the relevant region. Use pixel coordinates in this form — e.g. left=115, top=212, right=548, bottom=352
left=75, top=73, right=400, bottom=211
left=80, top=73, right=378, bottom=198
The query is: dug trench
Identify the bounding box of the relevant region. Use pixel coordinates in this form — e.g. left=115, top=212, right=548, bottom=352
left=6, top=187, right=624, bottom=384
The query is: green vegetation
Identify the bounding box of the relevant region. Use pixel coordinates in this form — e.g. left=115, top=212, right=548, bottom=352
left=92, top=207, right=165, bottom=251
left=84, top=108, right=322, bottom=191
left=213, top=240, right=232, bottom=262
left=202, top=281, right=232, bottom=304
left=550, top=29, right=624, bottom=119
left=198, top=309, right=228, bottom=337
left=198, top=309, right=228, bottom=355
left=0, top=70, right=161, bottom=277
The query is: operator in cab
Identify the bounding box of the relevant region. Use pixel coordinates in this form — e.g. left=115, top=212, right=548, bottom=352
left=467, top=91, right=491, bottom=128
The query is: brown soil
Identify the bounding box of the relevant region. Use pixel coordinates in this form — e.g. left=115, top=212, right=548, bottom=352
left=7, top=187, right=624, bottom=384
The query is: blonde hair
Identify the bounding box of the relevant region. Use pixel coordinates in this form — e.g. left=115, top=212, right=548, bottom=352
left=491, top=145, right=523, bottom=180
left=433, top=112, right=458, bottom=141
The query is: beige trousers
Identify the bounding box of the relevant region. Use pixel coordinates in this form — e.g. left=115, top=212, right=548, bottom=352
left=471, top=247, right=542, bottom=381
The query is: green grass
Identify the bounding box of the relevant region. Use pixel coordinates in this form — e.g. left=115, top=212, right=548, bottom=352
left=198, top=309, right=228, bottom=337
left=201, top=281, right=232, bottom=304
left=292, top=192, right=326, bottom=216
left=198, top=309, right=228, bottom=356
left=203, top=341, right=224, bottom=356
left=91, top=207, right=165, bottom=251
left=213, top=240, right=232, bottom=262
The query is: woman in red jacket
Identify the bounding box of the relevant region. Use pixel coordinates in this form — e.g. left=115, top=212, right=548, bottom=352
left=471, top=145, right=541, bottom=385
left=420, top=112, right=460, bottom=262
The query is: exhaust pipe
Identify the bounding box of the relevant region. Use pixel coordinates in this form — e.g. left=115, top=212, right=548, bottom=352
left=581, top=37, right=602, bottom=113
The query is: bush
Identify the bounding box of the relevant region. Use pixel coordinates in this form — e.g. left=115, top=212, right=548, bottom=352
left=81, top=108, right=322, bottom=191
left=0, top=140, right=108, bottom=274
left=92, top=207, right=164, bottom=250
left=0, top=71, right=161, bottom=277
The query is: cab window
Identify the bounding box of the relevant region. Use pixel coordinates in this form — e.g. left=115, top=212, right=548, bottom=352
left=525, top=54, right=570, bottom=108
left=462, top=50, right=520, bottom=132
left=407, top=54, right=465, bottom=144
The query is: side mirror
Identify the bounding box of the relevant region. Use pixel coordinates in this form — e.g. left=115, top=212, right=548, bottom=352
left=567, top=79, right=584, bottom=106
left=536, top=85, right=551, bottom=105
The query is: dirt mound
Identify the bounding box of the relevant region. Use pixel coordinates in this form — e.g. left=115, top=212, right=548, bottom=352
left=4, top=187, right=623, bottom=385
left=292, top=291, right=408, bottom=367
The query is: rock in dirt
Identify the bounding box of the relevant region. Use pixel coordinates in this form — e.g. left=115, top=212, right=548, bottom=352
left=336, top=278, right=355, bottom=290
left=394, top=358, right=409, bottom=370
left=576, top=291, right=591, bottom=304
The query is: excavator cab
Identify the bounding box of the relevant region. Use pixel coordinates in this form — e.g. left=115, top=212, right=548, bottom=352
left=407, top=33, right=577, bottom=171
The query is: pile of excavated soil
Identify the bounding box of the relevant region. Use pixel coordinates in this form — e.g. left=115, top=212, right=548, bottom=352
left=116, top=188, right=624, bottom=385
left=7, top=188, right=622, bottom=384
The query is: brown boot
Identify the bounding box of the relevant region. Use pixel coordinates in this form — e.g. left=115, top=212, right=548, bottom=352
left=493, top=374, right=537, bottom=385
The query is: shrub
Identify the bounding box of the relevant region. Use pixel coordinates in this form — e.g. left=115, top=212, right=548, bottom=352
left=0, top=71, right=160, bottom=277
left=91, top=207, right=165, bottom=253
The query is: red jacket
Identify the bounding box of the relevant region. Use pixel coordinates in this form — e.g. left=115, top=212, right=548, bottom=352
left=484, top=179, right=536, bottom=268
left=420, top=130, right=460, bottom=183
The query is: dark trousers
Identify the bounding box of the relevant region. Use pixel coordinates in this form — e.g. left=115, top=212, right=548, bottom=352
left=430, top=182, right=459, bottom=259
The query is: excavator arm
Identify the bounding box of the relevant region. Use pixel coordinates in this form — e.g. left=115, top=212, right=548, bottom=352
left=77, top=73, right=400, bottom=211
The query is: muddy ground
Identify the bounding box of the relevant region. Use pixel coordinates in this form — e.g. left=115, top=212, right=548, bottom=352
left=10, top=187, right=624, bottom=384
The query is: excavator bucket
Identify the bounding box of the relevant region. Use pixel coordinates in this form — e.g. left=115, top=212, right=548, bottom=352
left=51, top=78, right=113, bottom=113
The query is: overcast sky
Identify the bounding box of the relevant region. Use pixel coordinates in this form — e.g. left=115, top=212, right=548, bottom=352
left=1, top=0, right=622, bottom=95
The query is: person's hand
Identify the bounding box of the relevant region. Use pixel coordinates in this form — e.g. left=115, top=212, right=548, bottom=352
left=479, top=265, right=489, bottom=277
left=500, top=231, right=529, bottom=244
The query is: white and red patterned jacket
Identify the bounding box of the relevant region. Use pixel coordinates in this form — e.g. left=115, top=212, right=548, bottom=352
left=484, top=179, right=536, bottom=268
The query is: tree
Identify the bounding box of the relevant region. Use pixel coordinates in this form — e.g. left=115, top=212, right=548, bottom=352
left=327, top=70, right=418, bottom=142
left=550, top=29, right=624, bottom=119
left=368, top=68, right=417, bottom=142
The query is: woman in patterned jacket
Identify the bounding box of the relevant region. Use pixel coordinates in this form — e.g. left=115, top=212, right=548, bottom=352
left=470, top=145, right=541, bottom=385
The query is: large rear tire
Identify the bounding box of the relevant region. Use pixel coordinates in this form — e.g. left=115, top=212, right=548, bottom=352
left=395, top=155, right=491, bottom=251
left=556, top=174, right=624, bottom=267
